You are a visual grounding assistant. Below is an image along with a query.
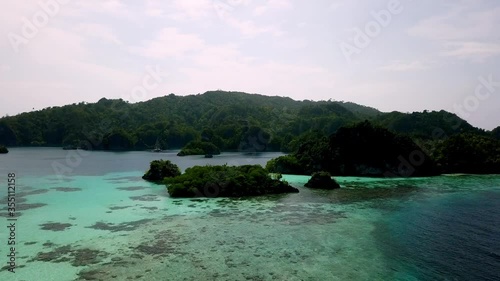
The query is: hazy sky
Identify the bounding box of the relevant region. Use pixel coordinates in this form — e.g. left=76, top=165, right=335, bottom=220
left=1, top=0, right=499, bottom=129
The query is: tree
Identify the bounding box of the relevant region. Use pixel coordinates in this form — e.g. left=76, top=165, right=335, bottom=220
left=492, top=126, right=500, bottom=140
left=0, top=145, right=8, bottom=154
left=177, top=140, right=221, bottom=156
left=142, top=160, right=181, bottom=182
left=304, top=172, right=340, bottom=189
left=435, top=133, right=500, bottom=174
left=164, top=165, right=298, bottom=197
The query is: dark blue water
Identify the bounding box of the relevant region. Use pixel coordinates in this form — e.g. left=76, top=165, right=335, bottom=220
left=377, top=189, right=500, bottom=281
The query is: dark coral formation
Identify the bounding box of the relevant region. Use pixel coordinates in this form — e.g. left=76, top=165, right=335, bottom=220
left=129, top=194, right=160, bottom=201
left=86, top=219, right=153, bottom=232
left=51, top=187, right=82, bottom=192
left=31, top=245, right=109, bottom=267
left=134, top=230, right=187, bottom=257
left=16, top=203, right=47, bottom=211
left=116, top=186, right=147, bottom=191
left=109, top=205, right=132, bottom=210
left=39, top=222, right=73, bottom=231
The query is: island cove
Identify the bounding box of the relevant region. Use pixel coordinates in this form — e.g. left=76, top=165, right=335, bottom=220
left=137, top=120, right=499, bottom=198
left=140, top=132, right=495, bottom=200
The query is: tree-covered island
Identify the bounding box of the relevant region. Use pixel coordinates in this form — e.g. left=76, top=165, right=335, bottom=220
left=0, top=145, right=8, bottom=154
left=266, top=121, right=440, bottom=177
left=177, top=140, right=220, bottom=156
left=142, top=160, right=298, bottom=198
left=164, top=165, right=298, bottom=198
left=142, top=159, right=181, bottom=182
left=305, top=172, right=341, bottom=189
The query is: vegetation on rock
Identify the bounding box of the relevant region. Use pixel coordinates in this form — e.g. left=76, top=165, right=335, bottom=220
left=177, top=141, right=220, bottom=156
left=265, top=155, right=302, bottom=175
left=0, top=145, right=8, bottom=154
left=1, top=90, right=498, bottom=175
left=267, top=121, right=439, bottom=177
left=434, top=133, right=500, bottom=174
left=142, top=160, right=181, bottom=182
left=1, top=91, right=491, bottom=154
left=164, top=165, right=298, bottom=197
left=492, top=126, right=500, bottom=140
left=304, top=172, right=340, bottom=189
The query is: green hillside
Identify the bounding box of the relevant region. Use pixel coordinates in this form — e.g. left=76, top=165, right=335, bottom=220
left=0, top=91, right=495, bottom=156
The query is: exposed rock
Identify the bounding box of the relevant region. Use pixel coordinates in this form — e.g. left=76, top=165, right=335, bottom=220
left=304, top=172, right=340, bottom=189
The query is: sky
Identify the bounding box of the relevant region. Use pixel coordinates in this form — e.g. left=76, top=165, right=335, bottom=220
left=0, top=0, right=499, bottom=130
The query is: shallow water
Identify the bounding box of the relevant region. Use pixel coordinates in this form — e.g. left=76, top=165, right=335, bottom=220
left=0, top=148, right=499, bottom=280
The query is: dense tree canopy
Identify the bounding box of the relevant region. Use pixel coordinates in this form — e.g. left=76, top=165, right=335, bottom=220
left=0, top=145, right=8, bottom=154
left=164, top=165, right=298, bottom=197
left=434, top=134, right=500, bottom=174
left=142, top=159, right=181, bottom=182
left=177, top=140, right=221, bottom=156
left=372, top=110, right=485, bottom=140
left=267, top=121, right=439, bottom=177
left=1, top=90, right=498, bottom=175
left=492, top=126, right=500, bottom=140
left=3, top=90, right=488, bottom=153
left=304, top=171, right=341, bottom=189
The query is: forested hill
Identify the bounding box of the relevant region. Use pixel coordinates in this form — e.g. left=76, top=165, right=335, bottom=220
left=0, top=90, right=495, bottom=151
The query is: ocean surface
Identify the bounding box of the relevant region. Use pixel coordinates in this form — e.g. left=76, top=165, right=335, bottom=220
left=0, top=148, right=498, bottom=281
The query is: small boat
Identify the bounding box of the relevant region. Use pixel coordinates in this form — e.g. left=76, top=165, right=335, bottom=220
left=152, top=138, right=162, bottom=152
left=204, top=154, right=213, bottom=158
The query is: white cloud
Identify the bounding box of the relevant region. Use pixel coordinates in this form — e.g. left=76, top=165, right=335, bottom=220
left=129, top=28, right=205, bottom=59
left=441, top=41, right=500, bottom=61
left=380, top=60, right=435, bottom=72
left=23, top=27, right=89, bottom=65
left=408, top=3, right=500, bottom=61
left=75, top=23, right=122, bottom=45
left=224, top=17, right=283, bottom=37
left=169, top=0, right=214, bottom=21
left=254, top=0, right=292, bottom=16
left=144, top=0, right=166, bottom=17
left=210, top=0, right=284, bottom=37
left=73, top=0, right=134, bottom=20
left=328, top=1, right=344, bottom=11
left=0, top=64, right=11, bottom=73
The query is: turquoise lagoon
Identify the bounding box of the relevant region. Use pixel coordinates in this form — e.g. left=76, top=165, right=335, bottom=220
left=0, top=148, right=499, bottom=281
